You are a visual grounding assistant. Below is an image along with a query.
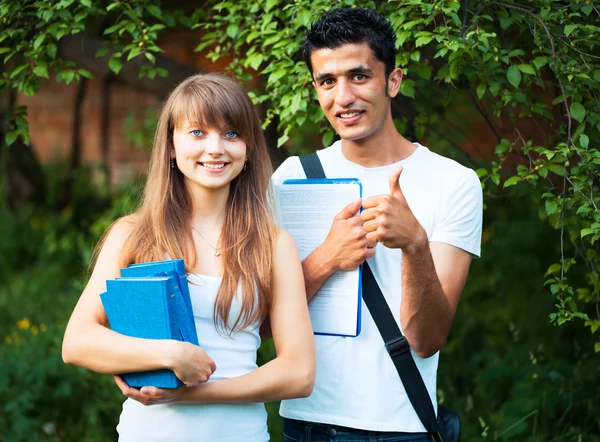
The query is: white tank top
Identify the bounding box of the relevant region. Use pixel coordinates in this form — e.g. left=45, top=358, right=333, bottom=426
left=116, top=273, right=269, bottom=442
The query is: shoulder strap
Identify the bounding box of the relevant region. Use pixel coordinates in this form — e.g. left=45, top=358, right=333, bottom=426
left=299, top=152, right=326, bottom=179
left=298, top=153, right=444, bottom=441
left=362, top=263, right=443, bottom=441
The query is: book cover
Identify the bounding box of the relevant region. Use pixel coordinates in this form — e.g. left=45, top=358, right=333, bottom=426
left=101, top=277, right=183, bottom=388
left=121, top=259, right=199, bottom=346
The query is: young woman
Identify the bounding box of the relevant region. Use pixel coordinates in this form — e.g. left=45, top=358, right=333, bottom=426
left=62, top=74, right=315, bottom=441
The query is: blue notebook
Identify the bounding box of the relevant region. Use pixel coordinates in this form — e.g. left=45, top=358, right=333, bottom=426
left=101, top=277, right=183, bottom=388
left=120, top=259, right=198, bottom=346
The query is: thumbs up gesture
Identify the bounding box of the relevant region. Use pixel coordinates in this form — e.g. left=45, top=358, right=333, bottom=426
left=361, top=166, right=427, bottom=250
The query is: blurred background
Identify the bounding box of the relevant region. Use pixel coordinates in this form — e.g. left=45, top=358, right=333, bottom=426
left=1, top=1, right=598, bottom=441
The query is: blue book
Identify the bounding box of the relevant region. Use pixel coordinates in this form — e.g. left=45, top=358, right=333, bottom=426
left=101, top=277, right=183, bottom=388
left=120, top=259, right=198, bottom=346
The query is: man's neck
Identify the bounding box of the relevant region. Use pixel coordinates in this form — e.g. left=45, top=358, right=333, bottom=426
left=340, top=125, right=416, bottom=168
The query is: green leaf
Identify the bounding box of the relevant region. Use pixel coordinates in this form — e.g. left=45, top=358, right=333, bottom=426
left=476, top=84, right=486, bottom=100
left=594, top=70, right=600, bottom=82
left=108, top=56, right=123, bottom=74
left=579, top=134, right=589, bottom=148
left=564, top=24, right=577, bottom=36
left=226, top=24, right=238, bottom=39
left=47, top=42, right=57, bottom=59
left=64, top=70, right=75, bottom=84
left=81, top=0, right=92, bottom=6
left=277, top=133, right=289, bottom=148
left=248, top=53, right=263, bottom=71
left=296, top=9, right=311, bottom=28
left=400, top=79, right=415, bottom=98
left=5, top=130, right=18, bottom=146
left=503, top=176, right=520, bottom=188
left=532, top=57, right=548, bottom=70
left=548, top=164, right=565, bottom=176
left=581, top=228, right=595, bottom=238
left=415, top=36, right=433, bottom=47
left=545, top=263, right=562, bottom=276
left=33, top=65, right=49, bottom=79
left=146, top=5, right=163, bottom=19
left=10, top=64, right=28, bottom=79
left=268, top=69, right=287, bottom=84
left=570, top=102, right=585, bottom=123
left=507, top=65, right=521, bottom=88
left=517, top=64, right=536, bottom=75
left=545, top=200, right=558, bottom=215
left=581, top=5, right=593, bottom=15
left=33, top=34, right=45, bottom=50
left=93, top=46, right=109, bottom=58
left=489, top=82, right=500, bottom=97
left=322, top=130, right=334, bottom=147
left=475, top=168, right=488, bottom=178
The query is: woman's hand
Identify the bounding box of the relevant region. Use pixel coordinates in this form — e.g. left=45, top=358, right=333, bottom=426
left=115, top=376, right=188, bottom=406
left=168, top=341, right=216, bottom=386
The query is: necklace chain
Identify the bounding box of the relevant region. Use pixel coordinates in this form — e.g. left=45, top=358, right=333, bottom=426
left=191, top=226, right=221, bottom=257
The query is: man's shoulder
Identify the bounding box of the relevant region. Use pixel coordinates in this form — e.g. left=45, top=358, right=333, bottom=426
left=271, top=142, right=341, bottom=184
left=414, top=144, right=478, bottom=183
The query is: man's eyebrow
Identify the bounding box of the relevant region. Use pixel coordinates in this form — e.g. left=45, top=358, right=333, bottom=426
left=348, top=66, right=374, bottom=75
left=314, top=72, right=333, bottom=83
left=314, top=66, right=374, bottom=83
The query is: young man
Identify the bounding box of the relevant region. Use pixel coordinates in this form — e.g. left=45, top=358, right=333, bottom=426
left=272, top=8, right=483, bottom=442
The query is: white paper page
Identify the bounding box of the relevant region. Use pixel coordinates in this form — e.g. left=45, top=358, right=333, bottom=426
left=275, top=182, right=361, bottom=336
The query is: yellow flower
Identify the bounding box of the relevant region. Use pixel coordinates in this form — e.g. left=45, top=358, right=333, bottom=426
left=4, top=336, right=12, bottom=345
left=31, top=326, right=39, bottom=335
left=17, top=318, right=30, bottom=330
left=40, top=324, right=48, bottom=332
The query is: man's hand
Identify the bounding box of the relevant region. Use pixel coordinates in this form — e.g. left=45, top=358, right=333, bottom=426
left=361, top=166, right=427, bottom=251
left=114, top=376, right=187, bottom=406
left=321, top=199, right=375, bottom=271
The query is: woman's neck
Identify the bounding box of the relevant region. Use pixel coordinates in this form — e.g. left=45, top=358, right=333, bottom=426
left=188, top=185, right=229, bottom=230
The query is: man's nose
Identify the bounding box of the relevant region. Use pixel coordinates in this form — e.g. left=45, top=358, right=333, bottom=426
left=334, top=79, right=356, bottom=107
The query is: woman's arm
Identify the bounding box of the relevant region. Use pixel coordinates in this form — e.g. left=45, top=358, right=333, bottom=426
left=119, top=229, right=316, bottom=405
left=62, top=217, right=216, bottom=386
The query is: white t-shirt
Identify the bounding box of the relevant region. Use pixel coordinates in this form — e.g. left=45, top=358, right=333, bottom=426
left=116, top=274, right=269, bottom=442
left=273, top=141, right=482, bottom=433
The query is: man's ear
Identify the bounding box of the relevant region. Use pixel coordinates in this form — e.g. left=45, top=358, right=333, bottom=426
left=387, top=68, right=403, bottom=98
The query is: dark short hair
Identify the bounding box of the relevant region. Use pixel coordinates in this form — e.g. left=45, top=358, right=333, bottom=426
left=302, top=8, right=397, bottom=78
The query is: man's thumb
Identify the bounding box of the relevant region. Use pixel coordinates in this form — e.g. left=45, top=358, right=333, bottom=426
left=336, top=199, right=362, bottom=220
left=389, top=166, right=404, bottom=197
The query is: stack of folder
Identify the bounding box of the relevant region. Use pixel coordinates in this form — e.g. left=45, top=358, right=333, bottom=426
left=100, top=259, right=199, bottom=388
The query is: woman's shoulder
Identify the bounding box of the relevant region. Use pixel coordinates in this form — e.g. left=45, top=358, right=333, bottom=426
left=104, top=213, right=141, bottom=245
left=273, top=227, right=298, bottom=255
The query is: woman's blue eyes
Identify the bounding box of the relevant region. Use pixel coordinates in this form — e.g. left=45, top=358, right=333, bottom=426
left=189, top=130, right=239, bottom=139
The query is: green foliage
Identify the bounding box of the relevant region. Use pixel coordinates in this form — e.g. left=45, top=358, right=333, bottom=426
left=197, top=0, right=600, bottom=351
left=440, top=193, right=600, bottom=441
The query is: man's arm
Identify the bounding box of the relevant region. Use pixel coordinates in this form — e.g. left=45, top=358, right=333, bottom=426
left=401, top=239, right=472, bottom=358
left=361, top=165, right=478, bottom=358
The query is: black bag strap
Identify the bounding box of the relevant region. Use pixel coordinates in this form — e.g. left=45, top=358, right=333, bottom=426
left=299, top=152, right=326, bottom=179
left=299, top=153, right=443, bottom=442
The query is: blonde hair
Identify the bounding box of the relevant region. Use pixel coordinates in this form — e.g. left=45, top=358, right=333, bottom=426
left=115, top=74, right=275, bottom=333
